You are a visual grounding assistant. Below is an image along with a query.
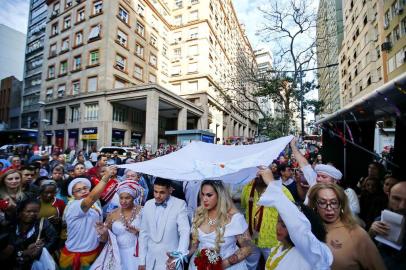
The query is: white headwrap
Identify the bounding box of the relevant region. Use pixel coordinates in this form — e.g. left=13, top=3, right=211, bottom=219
left=314, top=164, right=343, bottom=181
left=117, top=180, right=144, bottom=205
left=68, top=177, right=91, bottom=197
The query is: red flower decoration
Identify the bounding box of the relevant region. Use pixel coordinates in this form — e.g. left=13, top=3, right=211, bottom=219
left=194, top=249, right=223, bottom=270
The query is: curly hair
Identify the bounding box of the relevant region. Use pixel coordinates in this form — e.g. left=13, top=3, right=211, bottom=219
left=191, top=180, right=236, bottom=252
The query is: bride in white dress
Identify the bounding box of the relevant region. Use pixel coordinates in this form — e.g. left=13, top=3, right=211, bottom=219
left=186, top=180, right=253, bottom=269
left=92, top=180, right=144, bottom=270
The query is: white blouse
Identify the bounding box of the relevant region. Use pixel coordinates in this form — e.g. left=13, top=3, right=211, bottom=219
left=258, top=181, right=333, bottom=270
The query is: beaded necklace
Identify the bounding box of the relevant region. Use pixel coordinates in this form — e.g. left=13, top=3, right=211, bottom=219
left=265, top=244, right=292, bottom=270
left=119, top=207, right=137, bottom=229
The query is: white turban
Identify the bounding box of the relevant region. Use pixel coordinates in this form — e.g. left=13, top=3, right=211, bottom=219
left=314, top=164, right=342, bottom=181
left=68, top=177, right=91, bottom=197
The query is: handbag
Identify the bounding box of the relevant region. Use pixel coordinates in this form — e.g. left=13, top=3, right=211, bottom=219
left=31, top=218, right=57, bottom=270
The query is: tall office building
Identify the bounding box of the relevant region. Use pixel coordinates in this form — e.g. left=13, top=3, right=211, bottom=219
left=0, top=76, right=22, bottom=129
left=40, top=0, right=258, bottom=150
left=0, top=24, right=26, bottom=81
left=316, top=0, right=343, bottom=114
left=21, top=0, right=48, bottom=130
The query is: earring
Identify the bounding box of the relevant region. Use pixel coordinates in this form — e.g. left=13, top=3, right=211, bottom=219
left=340, top=208, right=344, bottom=214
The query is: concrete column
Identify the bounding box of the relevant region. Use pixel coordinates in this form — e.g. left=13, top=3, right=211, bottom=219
left=145, top=92, right=159, bottom=152
left=177, top=107, right=187, bottom=130
left=99, top=98, right=113, bottom=147
left=234, top=122, right=239, bottom=136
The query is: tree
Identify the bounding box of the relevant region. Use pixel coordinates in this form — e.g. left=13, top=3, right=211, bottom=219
left=219, top=0, right=322, bottom=138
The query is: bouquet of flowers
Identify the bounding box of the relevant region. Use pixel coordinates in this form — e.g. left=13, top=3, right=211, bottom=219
left=194, top=248, right=223, bottom=270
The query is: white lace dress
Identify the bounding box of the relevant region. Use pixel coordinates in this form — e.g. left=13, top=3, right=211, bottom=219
left=189, top=213, right=248, bottom=270
left=112, top=215, right=142, bottom=270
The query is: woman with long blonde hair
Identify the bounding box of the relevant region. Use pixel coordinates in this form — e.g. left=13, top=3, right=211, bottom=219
left=0, top=169, right=27, bottom=214
left=308, top=183, right=386, bottom=270
left=187, top=180, right=252, bottom=269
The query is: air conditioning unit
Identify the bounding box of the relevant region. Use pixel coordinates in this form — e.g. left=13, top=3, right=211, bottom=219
left=50, top=11, right=59, bottom=18
left=383, top=22, right=389, bottom=30
left=381, top=41, right=392, bottom=51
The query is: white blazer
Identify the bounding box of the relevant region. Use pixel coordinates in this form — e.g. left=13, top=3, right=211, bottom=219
left=139, top=196, right=190, bottom=270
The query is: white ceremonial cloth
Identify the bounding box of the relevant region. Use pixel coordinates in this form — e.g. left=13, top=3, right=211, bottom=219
left=258, top=181, right=333, bottom=270
left=119, top=135, right=293, bottom=183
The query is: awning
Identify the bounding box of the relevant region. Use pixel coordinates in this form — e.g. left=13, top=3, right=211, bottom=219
left=315, top=72, right=406, bottom=125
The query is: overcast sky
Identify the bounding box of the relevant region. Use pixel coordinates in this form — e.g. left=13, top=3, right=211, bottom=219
left=0, top=0, right=29, bottom=34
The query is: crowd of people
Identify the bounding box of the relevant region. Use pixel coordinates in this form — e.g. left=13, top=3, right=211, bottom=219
left=0, top=137, right=404, bottom=270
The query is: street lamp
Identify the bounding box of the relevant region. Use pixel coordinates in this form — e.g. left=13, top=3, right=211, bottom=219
left=37, top=101, right=46, bottom=146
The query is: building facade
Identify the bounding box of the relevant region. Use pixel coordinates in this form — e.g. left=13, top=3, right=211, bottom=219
left=21, top=0, right=48, bottom=129
left=339, top=0, right=386, bottom=108
left=316, top=0, right=343, bottom=114
left=382, top=0, right=406, bottom=81
left=40, top=0, right=258, bottom=151
left=0, top=24, right=26, bottom=81
left=0, top=76, right=22, bottom=129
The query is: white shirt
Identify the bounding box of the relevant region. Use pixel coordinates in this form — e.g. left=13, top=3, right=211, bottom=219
left=65, top=199, right=102, bottom=252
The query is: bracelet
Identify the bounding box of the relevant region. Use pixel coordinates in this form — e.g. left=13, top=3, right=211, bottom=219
left=228, top=254, right=238, bottom=265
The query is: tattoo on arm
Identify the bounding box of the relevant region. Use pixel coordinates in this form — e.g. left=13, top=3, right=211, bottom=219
left=231, top=230, right=253, bottom=263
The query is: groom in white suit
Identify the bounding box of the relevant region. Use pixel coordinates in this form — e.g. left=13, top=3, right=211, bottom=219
left=138, top=178, right=190, bottom=270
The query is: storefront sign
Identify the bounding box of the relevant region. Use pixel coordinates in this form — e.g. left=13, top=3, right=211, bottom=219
left=112, top=129, right=125, bottom=138
left=82, top=127, right=98, bottom=140
left=68, top=129, right=79, bottom=137
left=131, top=131, right=142, bottom=138
left=55, top=130, right=65, bottom=137
left=44, top=130, right=53, bottom=136
left=201, top=135, right=214, bottom=143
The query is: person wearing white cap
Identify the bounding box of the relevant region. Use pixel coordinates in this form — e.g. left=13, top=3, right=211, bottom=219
left=92, top=180, right=144, bottom=270
left=290, top=138, right=360, bottom=217
left=59, top=166, right=114, bottom=270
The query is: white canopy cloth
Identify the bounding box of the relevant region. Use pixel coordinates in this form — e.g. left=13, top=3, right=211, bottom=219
left=119, top=135, right=293, bottom=184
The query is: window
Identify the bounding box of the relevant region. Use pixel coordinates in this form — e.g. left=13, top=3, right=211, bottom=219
left=388, top=56, right=395, bottom=73
left=137, top=4, right=145, bottom=16
left=117, top=29, right=128, bottom=47
left=175, top=0, right=183, bottom=9
left=93, top=1, right=103, bottom=15
left=48, top=65, right=55, bottom=78
left=188, top=45, right=198, bottom=56
left=45, top=110, right=53, bottom=124
left=191, top=0, right=199, bottom=4
left=70, top=106, right=80, bottom=122
left=85, top=103, right=99, bottom=120
left=187, top=81, right=198, bottom=91
left=115, top=54, right=126, bottom=71
left=46, top=88, right=53, bottom=101
left=189, top=10, right=198, bottom=21
left=118, top=6, right=129, bottom=23
left=53, top=2, right=60, bottom=14
left=149, top=73, right=157, bottom=83
left=63, top=16, right=71, bottom=30
left=134, top=65, right=143, bottom=80
left=113, top=105, right=127, bottom=122
left=174, top=48, right=181, bottom=58
left=57, top=84, right=66, bottom=98
left=75, top=31, right=83, bottom=46
left=150, top=34, right=157, bottom=47
left=174, top=15, right=182, bottom=25
left=87, top=76, right=97, bottom=92
left=72, top=80, right=80, bottom=95
left=89, top=50, right=99, bottom=65
left=73, top=55, right=81, bottom=70
left=149, top=53, right=157, bottom=67
left=61, top=37, right=69, bottom=51
left=189, top=27, right=198, bottom=39
left=135, top=43, right=144, bottom=58
left=114, top=78, right=126, bottom=88
left=88, top=24, right=101, bottom=40
left=65, top=0, right=72, bottom=8
left=77, top=8, right=85, bottom=22
left=50, top=43, right=57, bottom=57
left=172, top=65, right=181, bottom=75
left=188, top=62, right=197, bottom=73
left=57, top=107, right=66, bottom=124
left=60, top=60, right=68, bottom=75
left=396, top=48, right=404, bottom=68
left=136, top=22, right=145, bottom=37
left=162, top=45, right=168, bottom=57
left=51, top=23, right=58, bottom=35
left=394, top=26, right=400, bottom=41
